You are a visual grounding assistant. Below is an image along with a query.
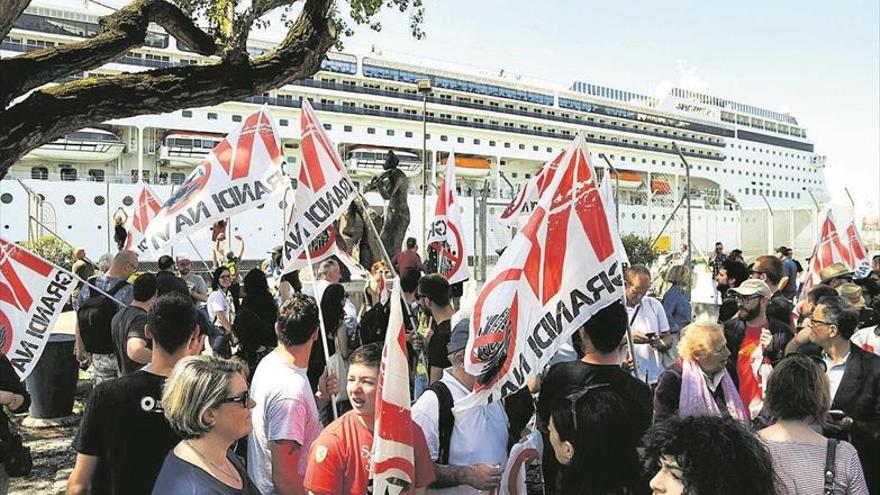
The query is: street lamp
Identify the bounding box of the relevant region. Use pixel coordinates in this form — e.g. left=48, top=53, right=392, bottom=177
left=417, top=78, right=432, bottom=254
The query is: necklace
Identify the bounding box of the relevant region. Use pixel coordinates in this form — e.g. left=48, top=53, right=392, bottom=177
left=185, top=440, right=241, bottom=483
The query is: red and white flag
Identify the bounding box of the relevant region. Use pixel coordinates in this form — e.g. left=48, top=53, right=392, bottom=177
left=800, top=209, right=854, bottom=299
left=0, top=238, right=77, bottom=379
left=845, top=221, right=872, bottom=279
left=124, top=184, right=163, bottom=256
left=500, top=431, right=543, bottom=495
left=459, top=133, right=626, bottom=410
left=288, top=225, right=369, bottom=280
left=282, top=100, right=357, bottom=272
left=145, top=106, right=285, bottom=249
left=372, top=282, right=416, bottom=494
left=427, top=153, right=470, bottom=284
left=499, top=151, right=565, bottom=229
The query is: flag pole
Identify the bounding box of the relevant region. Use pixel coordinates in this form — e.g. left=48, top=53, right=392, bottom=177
left=1, top=243, right=126, bottom=307
left=300, top=221, right=339, bottom=421
left=184, top=236, right=213, bottom=272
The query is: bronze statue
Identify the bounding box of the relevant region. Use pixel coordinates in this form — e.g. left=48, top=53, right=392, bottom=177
left=362, top=150, right=410, bottom=264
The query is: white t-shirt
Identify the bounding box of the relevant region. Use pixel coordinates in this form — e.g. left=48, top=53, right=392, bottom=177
left=247, top=351, right=323, bottom=494
left=411, top=368, right=509, bottom=495
left=207, top=289, right=232, bottom=324
left=625, top=296, right=670, bottom=385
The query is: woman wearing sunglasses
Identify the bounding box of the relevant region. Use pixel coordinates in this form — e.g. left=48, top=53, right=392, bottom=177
left=759, top=353, right=868, bottom=494
left=152, top=355, right=259, bottom=494
left=547, top=384, right=644, bottom=494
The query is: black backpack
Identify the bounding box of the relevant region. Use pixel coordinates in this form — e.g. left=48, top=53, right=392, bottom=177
left=77, top=277, right=128, bottom=354
left=428, top=381, right=455, bottom=465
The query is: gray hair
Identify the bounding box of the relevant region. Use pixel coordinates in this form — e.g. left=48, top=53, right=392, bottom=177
left=162, top=355, right=245, bottom=439
left=816, top=295, right=859, bottom=339
left=625, top=264, right=651, bottom=285
left=96, top=253, right=114, bottom=272
left=316, top=259, right=339, bottom=279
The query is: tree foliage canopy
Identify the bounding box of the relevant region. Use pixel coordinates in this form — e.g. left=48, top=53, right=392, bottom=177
left=0, top=0, right=424, bottom=179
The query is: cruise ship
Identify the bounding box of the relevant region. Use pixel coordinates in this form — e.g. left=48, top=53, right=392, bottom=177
left=0, top=2, right=831, bottom=269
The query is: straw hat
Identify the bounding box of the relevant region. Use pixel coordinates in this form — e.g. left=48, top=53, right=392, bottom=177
left=837, top=283, right=865, bottom=308
left=820, top=263, right=854, bottom=284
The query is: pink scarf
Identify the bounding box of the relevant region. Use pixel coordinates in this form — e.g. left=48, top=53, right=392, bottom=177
left=679, top=359, right=749, bottom=423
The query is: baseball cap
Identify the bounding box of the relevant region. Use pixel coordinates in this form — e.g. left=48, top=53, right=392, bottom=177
left=175, top=253, right=192, bottom=263
left=728, top=279, right=771, bottom=298
left=447, top=318, right=470, bottom=354
left=268, top=245, right=283, bottom=254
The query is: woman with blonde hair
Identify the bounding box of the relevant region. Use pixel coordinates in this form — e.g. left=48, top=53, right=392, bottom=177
left=152, top=355, right=259, bottom=494
left=653, top=322, right=748, bottom=423
left=661, top=265, right=692, bottom=335
left=759, top=353, right=868, bottom=494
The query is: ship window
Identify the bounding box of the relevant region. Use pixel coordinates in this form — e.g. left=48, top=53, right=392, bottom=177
left=532, top=145, right=539, bottom=151
left=344, top=126, right=352, bottom=132
left=94, top=195, right=105, bottom=206
left=519, top=144, right=525, bottom=150
left=182, top=110, right=192, bottom=118
left=504, top=143, right=510, bottom=148
left=123, top=196, right=134, bottom=206
left=489, top=141, right=496, bottom=147
left=0, top=193, right=11, bottom=204
left=231, top=115, right=242, bottom=122
left=387, top=130, right=394, bottom=136
left=60, top=167, right=77, bottom=181
left=457, top=137, right=464, bottom=144
left=280, top=119, right=289, bottom=127
left=367, top=128, right=376, bottom=135
left=88, top=169, right=105, bottom=182
left=64, top=195, right=76, bottom=205
left=474, top=139, right=480, bottom=145
left=324, top=124, right=332, bottom=130
left=31, top=167, right=48, bottom=180
left=440, top=135, right=447, bottom=141
left=405, top=132, right=413, bottom=138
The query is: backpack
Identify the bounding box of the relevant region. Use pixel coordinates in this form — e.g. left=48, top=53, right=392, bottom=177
left=77, top=277, right=128, bottom=354
left=428, top=381, right=455, bottom=465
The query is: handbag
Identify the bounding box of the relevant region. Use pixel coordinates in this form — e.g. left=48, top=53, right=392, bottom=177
left=823, top=438, right=838, bottom=495
left=1, top=429, right=33, bottom=477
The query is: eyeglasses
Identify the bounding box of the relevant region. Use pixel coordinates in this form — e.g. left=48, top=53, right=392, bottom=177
left=808, top=313, right=834, bottom=327
left=729, top=293, right=762, bottom=304
left=565, top=383, right=611, bottom=432
left=219, top=274, right=232, bottom=279
left=749, top=270, right=765, bottom=278
left=217, top=390, right=253, bottom=409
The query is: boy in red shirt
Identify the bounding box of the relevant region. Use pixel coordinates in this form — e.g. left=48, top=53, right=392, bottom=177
left=304, top=343, right=436, bottom=494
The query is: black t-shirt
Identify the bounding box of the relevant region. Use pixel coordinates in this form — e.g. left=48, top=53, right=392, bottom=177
left=427, top=319, right=452, bottom=370
left=536, top=360, right=653, bottom=432
left=111, top=305, right=150, bottom=377
left=75, top=370, right=180, bottom=495
left=537, top=360, right=653, bottom=495
left=151, top=451, right=261, bottom=495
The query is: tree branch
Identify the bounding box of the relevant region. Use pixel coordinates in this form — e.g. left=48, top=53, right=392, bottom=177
left=0, top=0, right=30, bottom=42
left=0, top=0, right=217, bottom=108
left=0, top=0, right=335, bottom=180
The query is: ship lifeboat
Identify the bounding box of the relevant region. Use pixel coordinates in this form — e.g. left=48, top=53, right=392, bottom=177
left=440, top=156, right=491, bottom=178
left=609, top=171, right=643, bottom=189
left=345, top=146, right=422, bottom=177
left=651, top=179, right=672, bottom=195
left=159, top=132, right=224, bottom=167
left=24, top=128, right=124, bottom=163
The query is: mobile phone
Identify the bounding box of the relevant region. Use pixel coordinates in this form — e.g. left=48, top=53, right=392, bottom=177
left=828, top=409, right=846, bottom=421
left=644, top=331, right=658, bottom=340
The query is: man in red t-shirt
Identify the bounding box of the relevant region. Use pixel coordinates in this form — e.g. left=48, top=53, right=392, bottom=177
left=723, top=279, right=776, bottom=418
left=304, top=343, right=435, bottom=495
left=392, top=237, right=426, bottom=276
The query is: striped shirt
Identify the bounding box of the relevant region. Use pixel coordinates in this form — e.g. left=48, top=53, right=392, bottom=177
left=765, top=439, right=869, bottom=495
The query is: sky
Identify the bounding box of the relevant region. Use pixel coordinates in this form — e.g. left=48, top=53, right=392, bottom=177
left=334, top=0, right=880, bottom=221
left=88, top=0, right=880, bottom=221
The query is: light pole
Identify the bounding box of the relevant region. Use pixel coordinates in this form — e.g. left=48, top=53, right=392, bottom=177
left=417, top=78, right=432, bottom=255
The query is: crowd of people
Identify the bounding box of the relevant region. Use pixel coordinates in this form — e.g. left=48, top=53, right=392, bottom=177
left=3, top=234, right=873, bottom=495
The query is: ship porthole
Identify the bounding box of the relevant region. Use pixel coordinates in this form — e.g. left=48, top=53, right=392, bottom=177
left=123, top=196, right=133, bottom=206
left=94, top=195, right=105, bottom=206
left=0, top=193, right=12, bottom=204
left=64, top=195, right=76, bottom=205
